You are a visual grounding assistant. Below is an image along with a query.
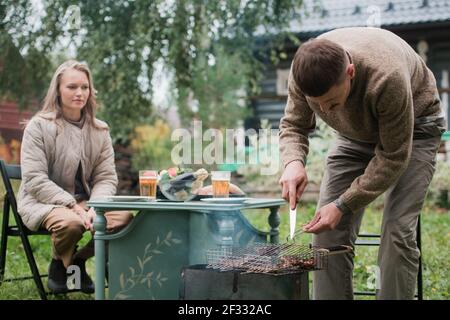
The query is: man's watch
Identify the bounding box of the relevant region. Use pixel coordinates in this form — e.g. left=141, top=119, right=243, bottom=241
left=333, top=198, right=352, bottom=216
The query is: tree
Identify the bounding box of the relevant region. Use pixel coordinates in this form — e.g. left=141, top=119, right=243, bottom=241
left=0, top=0, right=53, bottom=106
left=1, top=0, right=304, bottom=142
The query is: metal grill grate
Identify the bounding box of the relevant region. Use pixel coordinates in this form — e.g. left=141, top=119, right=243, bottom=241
left=205, top=243, right=345, bottom=275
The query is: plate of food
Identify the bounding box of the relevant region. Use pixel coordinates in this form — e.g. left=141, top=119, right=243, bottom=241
left=158, top=167, right=209, bottom=202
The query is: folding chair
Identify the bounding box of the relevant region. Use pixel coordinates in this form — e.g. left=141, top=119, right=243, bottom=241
left=0, top=159, right=52, bottom=299
left=354, top=216, right=423, bottom=300
left=0, top=159, right=88, bottom=299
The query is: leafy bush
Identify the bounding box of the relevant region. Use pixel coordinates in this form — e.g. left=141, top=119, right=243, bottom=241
left=235, top=119, right=282, bottom=191
left=0, top=135, right=21, bottom=164
left=237, top=118, right=333, bottom=192
left=130, top=120, right=174, bottom=172
left=303, top=119, right=334, bottom=186
left=238, top=119, right=449, bottom=209
left=428, top=159, right=450, bottom=208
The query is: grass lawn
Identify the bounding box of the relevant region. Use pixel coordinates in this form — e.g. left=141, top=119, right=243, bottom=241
left=0, top=195, right=448, bottom=299
left=242, top=201, right=449, bottom=300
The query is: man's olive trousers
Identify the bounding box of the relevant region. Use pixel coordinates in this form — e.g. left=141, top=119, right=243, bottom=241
left=312, top=134, right=441, bottom=300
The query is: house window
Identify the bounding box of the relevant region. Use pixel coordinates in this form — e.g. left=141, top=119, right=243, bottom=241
left=276, top=69, right=290, bottom=96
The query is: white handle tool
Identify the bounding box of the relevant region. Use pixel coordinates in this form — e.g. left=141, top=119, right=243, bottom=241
left=289, top=205, right=297, bottom=240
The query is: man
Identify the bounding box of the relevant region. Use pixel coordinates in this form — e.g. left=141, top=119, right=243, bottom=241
left=279, top=27, right=446, bottom=300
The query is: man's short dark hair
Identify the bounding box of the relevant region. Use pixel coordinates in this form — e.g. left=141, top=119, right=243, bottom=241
left=292, top=38, right=347, bottom=97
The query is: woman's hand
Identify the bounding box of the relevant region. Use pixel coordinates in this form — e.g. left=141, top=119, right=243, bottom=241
left=72, top=204, right=87, bottom=216
left=72, top=204, right=94, bottom=231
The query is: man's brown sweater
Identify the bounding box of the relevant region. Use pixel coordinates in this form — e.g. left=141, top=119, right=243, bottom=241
left=279, top=27, right=445, bottom=213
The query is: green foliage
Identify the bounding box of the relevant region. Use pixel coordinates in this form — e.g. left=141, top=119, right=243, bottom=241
left=130, top=120, right=174, bottom=171
left=0, top=1, right=54, bottom=106
left=168, top=1, right=302, bottom=128
left=0, top=183, right=448, bottom=299
left=428, top=159, right=450, bottom=207
left=177, top=47, right=251, bottom=128
left=303, top=119, right=335, bottom=185
left=237, top=118, right=333, bottom=191
left=243, top=202, right=450, bottom=300
left=1, top=0, right=303, bottom=142
left=236, top=118, right=282, bottom=189
left=0, top=137, right=21, bottom=164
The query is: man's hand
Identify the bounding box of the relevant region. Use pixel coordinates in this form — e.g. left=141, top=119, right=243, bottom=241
left=279, top=160, right=308, bottom=209
left=303, top=202, right=344, bottom=234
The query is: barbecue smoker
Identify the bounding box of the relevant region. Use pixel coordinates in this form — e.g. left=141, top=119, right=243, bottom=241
left=180, top=241, right=352, bottom=300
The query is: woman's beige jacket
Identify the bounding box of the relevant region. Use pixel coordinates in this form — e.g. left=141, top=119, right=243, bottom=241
left=17, top=113, right=118, bottom=231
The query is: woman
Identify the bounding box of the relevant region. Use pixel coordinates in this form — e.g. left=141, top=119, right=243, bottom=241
left=18, top=60, right=132, bottom=294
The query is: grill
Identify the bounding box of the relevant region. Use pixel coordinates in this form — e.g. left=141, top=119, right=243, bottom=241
left=180, top=264, right=309, bottom=300
left=206, top=243, right=352, bottom=275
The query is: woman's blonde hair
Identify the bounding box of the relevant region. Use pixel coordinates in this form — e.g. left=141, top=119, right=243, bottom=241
left=38, top=60, right=105, bottom=130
